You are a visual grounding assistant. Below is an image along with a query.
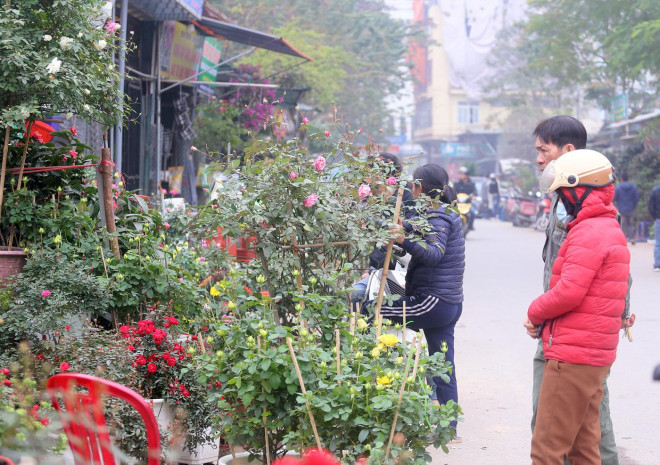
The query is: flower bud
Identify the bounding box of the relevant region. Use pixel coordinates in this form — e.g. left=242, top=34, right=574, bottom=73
left=256, top=274, right=266, bottom=284
left=308, top=277, right=317, bottom=285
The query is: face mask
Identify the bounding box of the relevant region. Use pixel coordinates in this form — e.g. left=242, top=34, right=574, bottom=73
left=556, top=201, right=568, bottom=223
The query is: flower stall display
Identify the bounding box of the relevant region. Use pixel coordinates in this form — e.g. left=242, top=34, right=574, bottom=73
left=190, top=129, right=462, bottom=464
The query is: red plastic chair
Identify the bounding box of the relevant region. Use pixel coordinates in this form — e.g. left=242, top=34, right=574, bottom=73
left=46, top=373, right=161, bottom=465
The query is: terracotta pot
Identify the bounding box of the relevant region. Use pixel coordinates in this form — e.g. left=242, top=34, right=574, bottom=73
left=0, top=247, right=27, bottom=285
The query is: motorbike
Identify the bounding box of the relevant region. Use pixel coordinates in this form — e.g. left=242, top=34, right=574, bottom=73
left=534, top=195, right=552, bottom=231
left=512, top=192, right=540, bottom=227
left=456, top=193, right=472, bottom=237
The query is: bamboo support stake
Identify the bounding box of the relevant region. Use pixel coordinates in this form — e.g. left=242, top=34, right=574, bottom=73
left=258, top=336, right=271, bottom=465
left=7, top=120, right=33, bottom=250
left=286, top=338, right=322, bottom=449
left=402, top=301, right=407, bottom=358
left=374, top=187, right=405, bottom=339
left=0, top=126, right=11, bottom=224
left=335, top=327, right=341, bottom=385
left=197, top=333, right=206, bottom=353
left=279, top=240, right=350, bottom=250
left=385, top=336, right=423, bottom=459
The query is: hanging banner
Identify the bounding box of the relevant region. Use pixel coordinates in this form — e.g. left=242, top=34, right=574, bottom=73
left=198, top=37, right=223, bottom=82
left=160, top=21, right=204, bottom=82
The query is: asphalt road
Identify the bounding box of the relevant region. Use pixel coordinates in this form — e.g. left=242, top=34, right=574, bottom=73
left=429, top=218, right=660, bottom=465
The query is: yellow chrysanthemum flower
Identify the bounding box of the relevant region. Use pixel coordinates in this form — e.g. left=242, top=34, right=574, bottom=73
left=379, top=334, right=399, bottom=347
left=377, top=375, right=392, bottom=386
left=209, top=286, right=221, bottom=297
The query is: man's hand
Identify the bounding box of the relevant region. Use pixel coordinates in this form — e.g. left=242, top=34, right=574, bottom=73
left=621, top=312, right=636, bottom=329
left=524, top=317, right=540, bottom=339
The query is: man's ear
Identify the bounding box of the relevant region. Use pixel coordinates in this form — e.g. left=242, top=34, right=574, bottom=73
left=562, top=143, right=576, bottom=153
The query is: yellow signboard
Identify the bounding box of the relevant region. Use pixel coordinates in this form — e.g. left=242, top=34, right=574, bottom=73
left=160, top=21, right=204, bottom=81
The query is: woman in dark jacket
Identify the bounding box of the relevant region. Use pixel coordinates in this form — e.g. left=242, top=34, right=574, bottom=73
left=383, top=163, right=465, bottom=423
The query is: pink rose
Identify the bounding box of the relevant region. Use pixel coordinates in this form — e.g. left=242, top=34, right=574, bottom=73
left=302, top=117, right=309, bottom=124
left=169, top=189, right=178, bottom=195
left=41, top=290, right=51, bottom=298
left=303, top=194, right=319, bottom=208
left=324, top=130, right=331, bottom=137
left=313, top=155, right=326, bottom=171
left=289, top=171, right=298, bottom=179
left=386, top=176, right=397, bottom=186
left=163, top=222, right=171, bottom=229
left=59, top=362, right=70, bottom=372
left=358, top=184, right=372, bottom=199
left=69, top=149, right=78, bottom=158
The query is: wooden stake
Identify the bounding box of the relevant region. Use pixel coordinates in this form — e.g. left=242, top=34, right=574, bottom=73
left=335, top=327, right=341, bottom=385
left=402, top=301, right=407, bottom=358
left=100, top=147, right=120, bottom=259
left=374, top=187, right=405, bottom=334
left=385, top=336, right=423, bottom=458
left=0, top=126, right=11, bottom=224
left=258, top=336, right=271, bottom=465
left=279, top=240, right=350, bottom=250
left=7, top=120, right=33, bottom=250
left=286, top=338, right=322, bottom=449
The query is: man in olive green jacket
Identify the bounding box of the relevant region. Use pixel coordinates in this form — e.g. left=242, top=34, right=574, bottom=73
left=523, top=115, right=635, bottom=465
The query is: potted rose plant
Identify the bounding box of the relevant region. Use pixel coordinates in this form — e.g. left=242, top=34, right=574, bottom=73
left=190, top=128, right=462, bottom=464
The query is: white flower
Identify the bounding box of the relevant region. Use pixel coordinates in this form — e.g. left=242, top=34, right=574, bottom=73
left=77, top=32, right=83, bottom=38
left=46, top=57, right=62, bottom=74
left=19, top=110, right=30, bottom=119
left=94, top=39, right=107, bottom=51
left=65, top=112, right=73, bottom=119
left=83, top=104, right=90, bottom=112
left=83, top=89, right=90, bottom=95
left=59, top=37, right=73, bottom=50
left=43, top=34, right=52, bottom=42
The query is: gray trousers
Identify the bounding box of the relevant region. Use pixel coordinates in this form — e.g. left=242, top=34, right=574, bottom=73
left=532, top=340, right=619, bottom=465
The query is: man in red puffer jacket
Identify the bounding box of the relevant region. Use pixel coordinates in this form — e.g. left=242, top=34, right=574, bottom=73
left=527, top=149, right=630, bottom=465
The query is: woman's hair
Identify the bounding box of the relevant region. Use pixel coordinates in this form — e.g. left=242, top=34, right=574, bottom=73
left=412, top=164, right=457, bottom=204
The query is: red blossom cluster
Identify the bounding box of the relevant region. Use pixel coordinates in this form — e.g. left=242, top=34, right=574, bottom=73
left=119, top=317, right=191, bottom=382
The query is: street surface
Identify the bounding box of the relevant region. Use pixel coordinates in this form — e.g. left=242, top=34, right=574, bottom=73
left=429, top=218, right=660, bottom=465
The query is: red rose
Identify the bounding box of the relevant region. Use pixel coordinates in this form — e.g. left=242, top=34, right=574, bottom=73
left=135, top=356, right=147, bottom=365
left=127, top=345, right=135, bottom=351
left=0, top=368, right=9, bottom=375
left=40, top=416, right=50, bottom=426
left=60, top=362, right=70, bottom=372
left=147, top=363, right=157, bottom=373
left=3, top=379, right=11, bottom=387
left=166, top=357, right=176, bottom=367
left=36, top=354, right=45, bottom=360
left=65, top=326, right=71, bottom=331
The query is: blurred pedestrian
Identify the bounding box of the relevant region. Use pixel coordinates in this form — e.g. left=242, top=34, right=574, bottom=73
left=613, top=172, right=640, bottom=242
left=488, top=173, right=500, bottom=219
left=648, top=181, right=660, bottom=271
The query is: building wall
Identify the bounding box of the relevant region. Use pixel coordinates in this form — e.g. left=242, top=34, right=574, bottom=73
left=413, top=2, right=507, bottom=145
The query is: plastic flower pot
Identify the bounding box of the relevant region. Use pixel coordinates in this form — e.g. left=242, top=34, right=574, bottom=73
left=148, top=399, right=222, bottom=465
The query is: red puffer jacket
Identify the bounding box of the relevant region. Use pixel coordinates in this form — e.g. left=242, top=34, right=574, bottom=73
left=528, top=185, right=630, bottom=367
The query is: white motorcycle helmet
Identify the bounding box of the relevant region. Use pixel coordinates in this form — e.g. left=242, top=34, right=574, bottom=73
left=539, top=149, right=615, bottom=216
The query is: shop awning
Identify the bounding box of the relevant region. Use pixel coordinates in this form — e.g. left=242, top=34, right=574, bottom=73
left=195, top=17, right=313, bottom=61
left=128, top=0, right=204, bottom=21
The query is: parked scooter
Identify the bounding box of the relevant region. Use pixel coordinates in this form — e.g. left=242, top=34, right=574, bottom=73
left=363, top=245, right=410, bottom=305
left=512, top=192, right=540, bottom=227
left=456, top=193, right=472, bottom=237
left=534, top=195, right=552, bottom=231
